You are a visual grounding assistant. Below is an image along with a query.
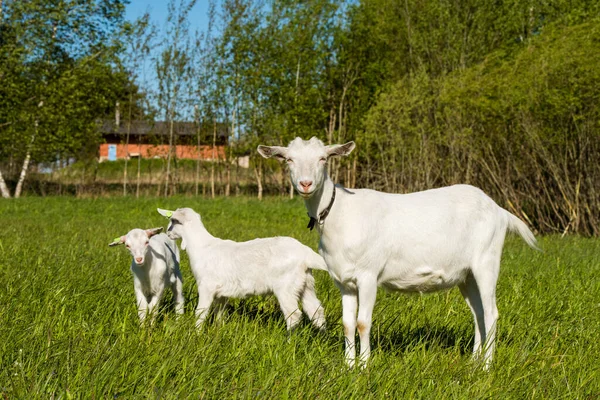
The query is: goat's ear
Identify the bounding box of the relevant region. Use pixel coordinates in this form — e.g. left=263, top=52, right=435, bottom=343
left=145, top=227, right=163, bottom=238
left=326, top=141, right=355, bottom=158
left=108, top=235, right=126, bottom=247
left=157, top=208, right=174, bottom=218
left=257, top=145, right=288, bottom=161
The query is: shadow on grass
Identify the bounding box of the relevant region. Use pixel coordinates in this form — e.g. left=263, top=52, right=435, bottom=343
left=177, top=294, right=322, bottom=332
left=156, top=293, right=476, bottom=357
left=372, top=324, right=474, bottom=355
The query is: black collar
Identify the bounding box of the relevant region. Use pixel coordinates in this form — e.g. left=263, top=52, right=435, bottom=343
left=307, top=185, right=336, bottom=231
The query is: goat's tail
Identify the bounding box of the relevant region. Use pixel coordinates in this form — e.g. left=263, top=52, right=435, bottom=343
left=505, top=210, right=541, bottom=251
left=305, top=248, right=329, bottom=272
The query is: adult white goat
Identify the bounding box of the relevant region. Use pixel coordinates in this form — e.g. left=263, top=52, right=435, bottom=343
left=156, top=207, right=327, bottom=332
left=109, top=227, right=184, bottom=324
left=258, top=136, right=538, bottom=369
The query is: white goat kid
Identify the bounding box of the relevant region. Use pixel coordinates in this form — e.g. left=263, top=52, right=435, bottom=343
left=258, top=137, right=539, bottom=369
left=109, top=227, right=184, bottom=324
left=156, top=207, right=327, bottom=332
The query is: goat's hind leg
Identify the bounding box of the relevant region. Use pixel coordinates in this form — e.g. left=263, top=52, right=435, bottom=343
left=276, top=290, right=303, bottom=332
left=470, top=254, right=500, bottom=370
left=171, top=271, right=185, bottom=316
left=301, top=273, right=326, bottom=331
left=459, top=272, right=485, bottom=358
left=213, top=297, right=227, bottom=325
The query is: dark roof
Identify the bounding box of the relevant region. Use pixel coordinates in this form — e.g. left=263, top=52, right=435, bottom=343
left=98, top=120, right=228, bottom=140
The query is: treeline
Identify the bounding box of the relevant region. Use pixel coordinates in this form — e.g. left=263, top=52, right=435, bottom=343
left=208, top=0, right=600, bottom=235
left=1, top=0, right=599, bottom=234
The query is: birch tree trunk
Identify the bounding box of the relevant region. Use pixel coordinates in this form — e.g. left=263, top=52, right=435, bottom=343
left=14, top=113, right=37, bottom=198
left=0, top=170, right=11, bottom=198
left=14, top=140, right=33, bottom=198
left=253, top=162, right=263, bottom=200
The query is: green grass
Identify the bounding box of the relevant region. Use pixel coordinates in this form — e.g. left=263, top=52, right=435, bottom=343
left=0, top=197, right=599, bottom=398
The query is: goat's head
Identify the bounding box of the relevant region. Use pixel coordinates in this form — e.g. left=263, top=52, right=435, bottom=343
left=157, top=207, right=200, bottom=249
left=257, top=137, right=355, bottom=199
left=109, top=227, right=163, bottom=265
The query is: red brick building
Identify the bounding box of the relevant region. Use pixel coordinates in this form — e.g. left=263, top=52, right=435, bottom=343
left=98, top=120, right=228, bottom=162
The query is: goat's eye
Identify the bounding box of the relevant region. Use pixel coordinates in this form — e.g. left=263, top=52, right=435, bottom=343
left=286, top=158, right=293, bottom=164
left=319, top=157, right=327, bottom=162
left=125, top=244, right=130, bottom=248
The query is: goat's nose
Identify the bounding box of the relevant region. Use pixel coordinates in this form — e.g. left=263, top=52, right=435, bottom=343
left=299, top=180, right=313, bottom=191
left=135, top=257, right=143, bottom=264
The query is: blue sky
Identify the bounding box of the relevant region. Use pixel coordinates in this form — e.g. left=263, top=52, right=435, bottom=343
left=124, top=1, right=215, bottom=117
left=125, top=0, right=212, bottom=34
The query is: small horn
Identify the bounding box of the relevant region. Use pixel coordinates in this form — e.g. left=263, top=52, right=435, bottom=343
left=146, top=227, right=164, bottom=238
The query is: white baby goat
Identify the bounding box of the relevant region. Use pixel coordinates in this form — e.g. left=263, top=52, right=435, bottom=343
left=109, top=227, right=184, bottom=324
left=258, top=136, right=539, bottom=369
left=156, top=207, right=327, bottom=332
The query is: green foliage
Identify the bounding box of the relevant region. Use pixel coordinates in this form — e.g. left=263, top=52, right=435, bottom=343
left=0, top=197, right=598, bottom=397
left=363, top=18, right=600, bottom=235
left=216, top=0, right=345, bottom=144
left=0, top=0, right=136, bottom=180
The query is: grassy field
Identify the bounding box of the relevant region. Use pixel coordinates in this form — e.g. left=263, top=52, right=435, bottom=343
left=0, top=196, right=599, bottom=398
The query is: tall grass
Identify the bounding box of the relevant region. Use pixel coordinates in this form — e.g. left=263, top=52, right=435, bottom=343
left=0, top=197, right=598, bottom=398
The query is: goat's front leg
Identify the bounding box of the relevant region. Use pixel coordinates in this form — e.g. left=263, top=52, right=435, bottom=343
left=338, top=284, right=358, bottom=368
left=146, top=285, right=164, bottom=325
left=135, top=291, right=149, bottom=324
left=195, top=286, right=214, bottom=329
left=357, top=275, right=378, bottom=368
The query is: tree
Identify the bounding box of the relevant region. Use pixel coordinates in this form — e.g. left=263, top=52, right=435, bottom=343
left=215, top=0, right=348, bottom=198
left=154, top=0, right=197, bottom=197
left=121, top=12, right=157, bottom=197
left=189, top=1, right=217, bottom=196
left=0, top=0, right=130, bottom=197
